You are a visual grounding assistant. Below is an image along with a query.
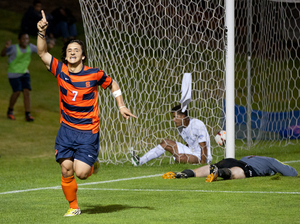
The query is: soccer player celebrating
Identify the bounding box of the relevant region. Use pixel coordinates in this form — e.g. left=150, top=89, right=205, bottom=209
left=131, top=105, right=212, bottom=165
left=162, top=155, right=298, bottom=180
left=37, top=11, right=137, bottom=216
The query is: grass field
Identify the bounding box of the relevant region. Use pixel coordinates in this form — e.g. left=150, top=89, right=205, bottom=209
left=0, top=8, right=300, bottom=224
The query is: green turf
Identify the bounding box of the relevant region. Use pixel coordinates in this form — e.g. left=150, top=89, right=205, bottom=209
left=0, top=156, right=300, bottom=224
left=0, top=8, right=300, bottom=224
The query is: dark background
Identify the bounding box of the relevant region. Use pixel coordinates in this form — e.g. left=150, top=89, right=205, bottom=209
left=0, top=0, right=83, bottom=24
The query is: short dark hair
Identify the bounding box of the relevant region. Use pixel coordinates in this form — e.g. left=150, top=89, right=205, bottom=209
left=61, top=39, right=87, bottom=64
left=171, top=105, right=188, bottom=116
left=18, top=32, right=28, bottom=40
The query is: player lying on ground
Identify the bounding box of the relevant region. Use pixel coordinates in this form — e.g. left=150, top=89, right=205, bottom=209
left=131, top=105, right=212, bottom=165
left=162, top=155, right=298, bottom=181
left=37, top=10, right=137, bottom=217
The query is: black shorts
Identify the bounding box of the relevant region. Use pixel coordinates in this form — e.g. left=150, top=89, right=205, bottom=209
left=9, top=73, right=31, bottom=92
left=215, top=158, right=257, bottom=177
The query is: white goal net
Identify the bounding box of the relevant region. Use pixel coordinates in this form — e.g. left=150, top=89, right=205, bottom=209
left=235, top=0, right=300, bottom=147
left=79, top=0, right=300, bottom=164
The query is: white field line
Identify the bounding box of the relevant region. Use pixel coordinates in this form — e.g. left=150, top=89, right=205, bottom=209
left=78, top=188, right=300, bottom=195
left=282, top=160, right=300, bottom=164
left=0, top=174, right=162, bottom=195
left=0, top=160, right=299, bottom=196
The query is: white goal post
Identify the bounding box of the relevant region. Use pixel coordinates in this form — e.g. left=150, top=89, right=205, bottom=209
left=79, top=0, right=300, bottom=165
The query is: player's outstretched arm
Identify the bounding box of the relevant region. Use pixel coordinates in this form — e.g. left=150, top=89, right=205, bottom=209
left=110, top=80, right=137, bottom=119
left=37, top=10, right=52, bottom=70
left=1, top=40, right=11, bottom=57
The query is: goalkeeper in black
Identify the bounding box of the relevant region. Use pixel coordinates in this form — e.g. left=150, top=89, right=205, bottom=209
left=162, top=155, right=298, bottom=181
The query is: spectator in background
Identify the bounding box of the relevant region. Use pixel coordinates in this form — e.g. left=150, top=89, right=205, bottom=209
left=21, top=0, right=55, bottom=48
left=51, top=6, right=78, bottom=43
left=21, top=0, right=43, bottom=36
left=1, top=33, right=37, bottom=121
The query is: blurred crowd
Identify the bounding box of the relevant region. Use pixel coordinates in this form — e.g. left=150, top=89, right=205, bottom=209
left=21, top=0, right=78, bottom=47
left=1, top=0, right=78, bottom=122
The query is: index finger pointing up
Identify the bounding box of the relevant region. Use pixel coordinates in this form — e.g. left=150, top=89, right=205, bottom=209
left=41, top=10, right=47, bottom=21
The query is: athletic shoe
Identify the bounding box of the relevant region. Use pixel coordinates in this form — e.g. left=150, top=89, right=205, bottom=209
left=93, top=158, right=100, bottom=174
left=25, top=115, right=34, bottom=122
left=64, top=208, right=81, bottom=217
left=206, top=164, right=218, bottom=182
left=7, top=113, right=15, bottom=120
left=175, top=172, right=188, bottom=179
left=162, top=171, right=176, bottom=179
left=130, top=149, right=140, bottom=166
left=162, top=171, right=188, bottom=179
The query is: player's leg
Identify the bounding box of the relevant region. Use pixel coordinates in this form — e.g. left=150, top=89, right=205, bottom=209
left=138, top=139, right=199, bottom=165
left=206, top=158, right=248, bottom=182
left=23, top=88, right=30, bottom=112
left=193, top=165, right=210, bottom=177
left=9, top=91, right=21, bottom=109
left=7, top=77, right=22, bottom=120
left=173, top=154, right=200, bottom=164
left=7, top=91, right=20, bottom=119
left=55, top=125, right=80, bottom=216
left=73, top=160, right=94, bottom=179
left=59, top=158, right=81, bottom=216
left=163, top=140, right=200, bottom=164
left=162, top=165, right=210, bottom=179
left=137, top=140, right=167, bottom=165
left=23, top=88, right=34, bottom=121
left=73, top=130, right=100, bottom=179
left=21, top=73, right=34, bottom=121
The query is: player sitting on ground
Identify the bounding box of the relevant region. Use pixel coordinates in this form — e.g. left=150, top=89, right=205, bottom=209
left=162, top=155, right=298, bottom=181
left=131, top=105, right=212, bottom=165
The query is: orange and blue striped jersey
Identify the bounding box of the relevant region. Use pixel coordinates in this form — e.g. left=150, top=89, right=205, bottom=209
left=49, top=57, right=113, bottom=134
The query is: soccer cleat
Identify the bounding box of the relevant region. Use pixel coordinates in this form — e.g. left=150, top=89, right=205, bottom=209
left=93, top=158, right=100, bottom=174
left=162, top=171, right=176, bottom=179
left=162, top=171, right=188, bottom=179
left=206, top=164, right=218, bottom=182
left=25, top=115, right=34, bottom=122
left=7, top=113, right=16, bottom=120
left=130, top=149, right=140, bottom=166
left=175, top=172, right=188, bottom=179
left=64, top=208, right=81, bottom=217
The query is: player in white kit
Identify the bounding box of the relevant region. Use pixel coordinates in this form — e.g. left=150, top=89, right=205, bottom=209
left=131, top=105, right=212, bottom=165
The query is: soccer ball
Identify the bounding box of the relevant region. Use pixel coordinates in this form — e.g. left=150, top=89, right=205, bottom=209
left=214, top=130, right=226, bottom=146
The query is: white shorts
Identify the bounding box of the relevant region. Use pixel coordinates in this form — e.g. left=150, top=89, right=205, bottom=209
left=175, top=142, right=201, bottom=159
left=175, top=142, right=212, bottom=164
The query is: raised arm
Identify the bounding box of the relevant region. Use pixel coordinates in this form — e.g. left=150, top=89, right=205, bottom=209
left=109, top=80, right=137, bottom=119
left=37, top=10, right=52, bottom=70
left=1, top=40, right=11, bottom=57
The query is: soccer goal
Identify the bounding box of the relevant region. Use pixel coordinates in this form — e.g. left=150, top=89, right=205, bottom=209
left=235, top=0, right=300, bottom=147
left=79, top=0, right=300, bottom=164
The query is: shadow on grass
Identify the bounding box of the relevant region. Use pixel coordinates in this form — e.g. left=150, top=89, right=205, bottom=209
left=81, top=204, right=154, bottom=214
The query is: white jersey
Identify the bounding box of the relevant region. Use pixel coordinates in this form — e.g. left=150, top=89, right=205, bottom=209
left=178, top=118, right=212, bottom=163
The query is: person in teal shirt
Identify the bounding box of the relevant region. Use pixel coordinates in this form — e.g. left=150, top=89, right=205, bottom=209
left=1, top=32, right=37, bottom=121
